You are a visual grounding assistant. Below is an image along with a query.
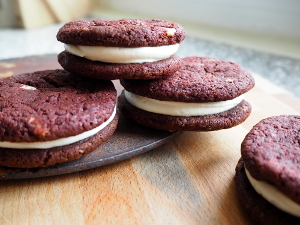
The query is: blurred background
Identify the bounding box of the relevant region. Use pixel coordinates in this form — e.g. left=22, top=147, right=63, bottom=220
left=96, top=0, right=300, bottom=39
left=0, top=0, right=299, bottom=59
left=1, top=0, right=299, bottom=38
left=0, top=0, right=300, bottom=96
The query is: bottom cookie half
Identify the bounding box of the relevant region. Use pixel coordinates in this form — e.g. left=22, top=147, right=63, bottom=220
left=118, top=93, right=251, bottom=131
left=0, top=114, right=119, bottom=168
left=234, top=159, right=300, bottom=225
left=58, top=51, right=181, bottom=80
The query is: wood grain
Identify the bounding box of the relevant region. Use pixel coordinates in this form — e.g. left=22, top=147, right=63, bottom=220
left=0, top=55, right=299, bottom=225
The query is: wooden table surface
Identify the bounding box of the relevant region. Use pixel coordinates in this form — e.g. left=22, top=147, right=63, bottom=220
left=0, top=55, right=299, bottom=225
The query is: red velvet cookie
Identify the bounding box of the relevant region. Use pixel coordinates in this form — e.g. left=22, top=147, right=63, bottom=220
left=57, top=19, right=185, bottom=47
left=235, top=115, right=300, bottom=224
left=118, top=56, right=254, bottom=131
left=0, top=69, right=118, bottom=168
left=58, top=51, right=181, bottom=80
left=57, top=19, right=186, bottom=80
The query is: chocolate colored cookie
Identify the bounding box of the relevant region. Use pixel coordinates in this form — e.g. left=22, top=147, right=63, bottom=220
left=58, top=51, right=181, bottom=80
left=0, top=69, right=118, bottom=168
left=118, top=93, right=251, bottom=131
left=57, top=19, right=185, bottom=80
left=121, top=56, right=254, bottom=102
left=235, top=115, right=300, bottom=224
left=0, top=114, right=118, bottom=168
left=57, top=19, right=185, bottom=47
left=242, top=115, right=300, bottom=203
left=118, top=56, right=254, bottom=131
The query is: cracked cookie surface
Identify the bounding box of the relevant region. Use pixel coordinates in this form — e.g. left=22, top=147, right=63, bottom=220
left=120, top=56, right=255, bottom=102
left=0, top=69, right=117, bottom=142
left=56, top=19, right=186, bottom=47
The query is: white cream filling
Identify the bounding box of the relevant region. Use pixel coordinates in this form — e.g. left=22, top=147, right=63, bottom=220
left=0, top=107, right=116, bottom=149
left=245, top=167, right=300, bottom=217
left=124, top=91, right=244, bottom=116
left=64, top=43, right=179, bottom=63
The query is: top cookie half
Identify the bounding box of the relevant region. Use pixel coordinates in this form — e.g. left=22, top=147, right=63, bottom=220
left=121, top=56, right=255, bottom=102
left=57, top=19, right=186, bottom=47
left=0, top=69, right=117, bottom=143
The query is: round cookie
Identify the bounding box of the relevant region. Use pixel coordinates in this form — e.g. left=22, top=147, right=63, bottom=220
left=118, top=56, right=254, bottom=131
left=58, top=51, right=181, bottom=80
left=235, top=115, right=300, bottom=224
left=56, top=19, right=186, bottom=80
left=118, top=94, right=251, bottom=131
left=56, top=19, right=185, bottom=47
left=0, top=69, right=118, bottom=168
left=121, top=56, right=254, bottom=102
left=0, top=114, right=118, bottom=168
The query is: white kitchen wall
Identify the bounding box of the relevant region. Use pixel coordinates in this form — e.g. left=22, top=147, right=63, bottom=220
left=95, top=0, right=300, bottom=39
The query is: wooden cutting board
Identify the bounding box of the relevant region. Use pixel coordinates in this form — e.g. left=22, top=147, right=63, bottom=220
left=0, top=55, right=299, bottom=225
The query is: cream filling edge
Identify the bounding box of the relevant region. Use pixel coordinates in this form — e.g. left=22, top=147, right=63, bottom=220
left=64, top=44, right=180, bottom=63
left=0, top=107, right=116, bottom=149
left=245, top=166, right=300, bottom=217
left=124, top=91, right=244, bottom=116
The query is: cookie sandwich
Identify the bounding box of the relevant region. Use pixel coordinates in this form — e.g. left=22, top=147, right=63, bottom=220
left=235, top=115, right=300, bottom=224
left=0, top=69, right=118, bottom=168
left=57, top=19, right=186, bottom=80
left=118, top=56, right=255, bottom=131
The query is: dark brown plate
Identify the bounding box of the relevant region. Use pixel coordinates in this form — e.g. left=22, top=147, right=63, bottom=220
left=0, top=54, right=180, bottom=179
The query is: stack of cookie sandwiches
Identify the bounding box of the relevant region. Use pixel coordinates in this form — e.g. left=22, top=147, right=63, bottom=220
left=235, top=115, right=300, bottom=224
left=57, top=18, right=254, bottom=132
left=0, top=70, right=118, bottom=168
left=119, top=56, right=255, bottom=131
left=0, top=18, right=186, bottom=169
left=57, top=19, right=186, bottom=80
